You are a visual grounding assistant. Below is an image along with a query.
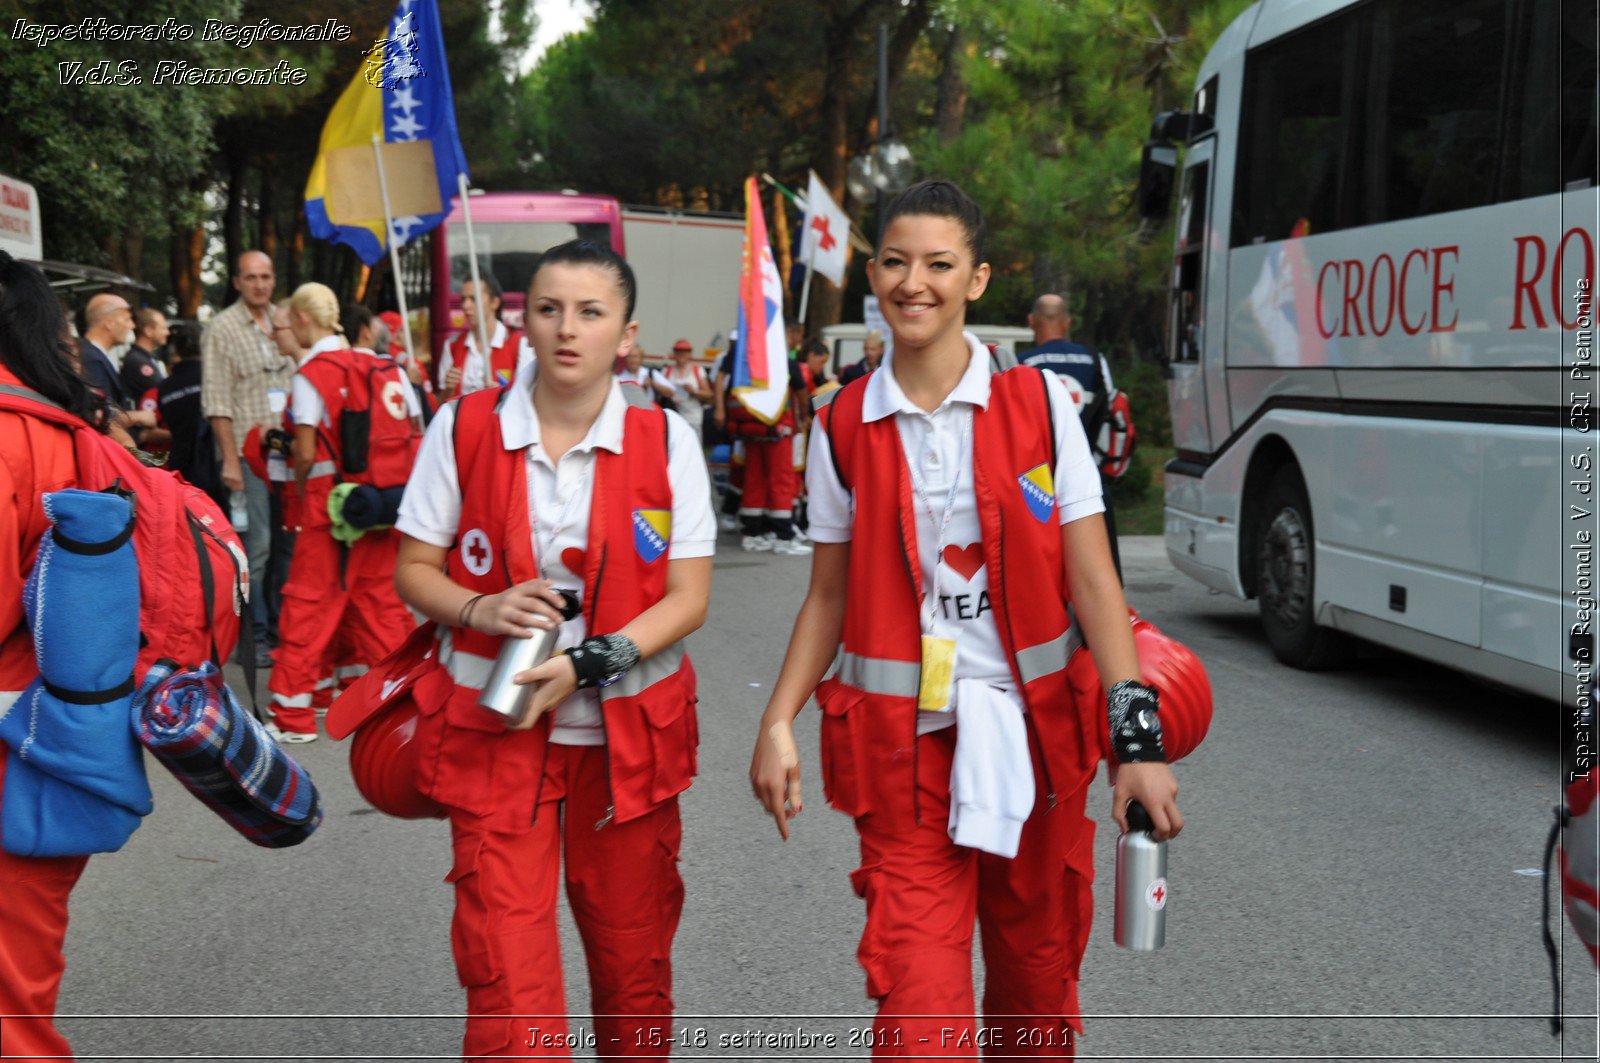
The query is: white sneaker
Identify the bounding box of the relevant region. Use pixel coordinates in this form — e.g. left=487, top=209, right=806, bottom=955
left=793, top=527, right=810, bottom=544
left=719, top=514, right=738, bottom=532
left=265, top=720, right=318, bottom=744
left=771, top=537, right=814, bottom=556
left=741, top=534, right=774, bottom=552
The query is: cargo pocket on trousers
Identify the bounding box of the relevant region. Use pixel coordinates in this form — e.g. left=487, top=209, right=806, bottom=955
left=446, top=832, right=505, bottom=994
left=817, top=679, right=863, bottom=815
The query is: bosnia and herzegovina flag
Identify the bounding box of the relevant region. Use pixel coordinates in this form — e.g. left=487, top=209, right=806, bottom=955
left=304, top=0, right=468, bottom=266
left=731, top=176, right=791, bottom=425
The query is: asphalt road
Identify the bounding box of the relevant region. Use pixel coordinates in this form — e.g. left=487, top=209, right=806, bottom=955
left=50, top=535, right=1598, bottom=1061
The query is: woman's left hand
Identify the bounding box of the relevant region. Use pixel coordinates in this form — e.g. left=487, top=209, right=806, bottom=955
left=1110, top=761, right=1184, bottom=840
left=507, top=652, right=578, bottom=730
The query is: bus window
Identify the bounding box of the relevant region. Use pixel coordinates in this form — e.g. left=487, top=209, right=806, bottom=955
left=1233, top=11, right=1359, bottom=246
left=1558, top=0, right=1598, bottom=190
left=447, top=220, right=614, bottom=297
left=1364, top=0, right=1509, bottom=224
left=1169, top=161, right=1209, bottom=365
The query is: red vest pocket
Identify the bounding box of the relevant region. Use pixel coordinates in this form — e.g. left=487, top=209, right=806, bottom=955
left=641, top=674, right=697, bottom=805
left=816, top=678, right=865, bottom=817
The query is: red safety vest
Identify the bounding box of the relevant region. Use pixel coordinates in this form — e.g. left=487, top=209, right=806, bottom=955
left=812, top=366, right=1101, bottom=832
left=283, top=347, right=351, bottom=530
left=448, top=327, right=524, bottom=391
left=411, top=385, right=698, bottom=829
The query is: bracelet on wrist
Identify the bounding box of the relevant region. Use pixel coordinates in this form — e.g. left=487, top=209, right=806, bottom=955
left=458, top=593, right=487, bottom=629
left=1107, top=679, right=1167, bottom=764
left=566, top=633, right=642, bottom=689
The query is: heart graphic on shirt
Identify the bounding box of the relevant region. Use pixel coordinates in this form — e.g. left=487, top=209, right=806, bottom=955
left=941, top=543, right=985, bottom=582
left=560, top=547, right=587, bottom=576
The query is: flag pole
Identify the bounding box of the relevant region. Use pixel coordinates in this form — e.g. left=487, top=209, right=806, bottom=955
left=797, top=242, right=816, bottom=326
left=370, top=134, right=416, bottom=368
left=456, top=172, right=493, bottom=369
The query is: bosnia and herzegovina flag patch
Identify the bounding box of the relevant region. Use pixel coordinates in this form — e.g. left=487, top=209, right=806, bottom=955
left=633, top=509, right=671, bottom=563
left=1018, top=464, right=1055, bottom=523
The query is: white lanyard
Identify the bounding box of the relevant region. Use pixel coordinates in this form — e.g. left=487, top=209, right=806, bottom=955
left=903, top=407, right=973, bottom=630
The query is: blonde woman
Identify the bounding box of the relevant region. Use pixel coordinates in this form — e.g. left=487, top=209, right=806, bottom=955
left=267, top=283, right=416, bottom=742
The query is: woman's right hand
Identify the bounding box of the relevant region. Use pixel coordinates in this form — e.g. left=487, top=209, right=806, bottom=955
left=472, top=579, right=569, bottom=637
left=750, top=715, right=803, bottom=840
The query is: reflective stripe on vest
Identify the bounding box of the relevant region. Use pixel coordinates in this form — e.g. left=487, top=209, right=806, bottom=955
left=307, top=460, right=338, bottom=479
left=1015, top=629, right=1083, bottom=687
left=836, top=651, right=920, bottom=699
left=441, top=628, right=688, bottom=700
left=440, top=628, right=494, bottom=689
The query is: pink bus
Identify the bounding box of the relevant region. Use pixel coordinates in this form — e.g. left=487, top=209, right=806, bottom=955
left=427, top=191, right=625, bottom=359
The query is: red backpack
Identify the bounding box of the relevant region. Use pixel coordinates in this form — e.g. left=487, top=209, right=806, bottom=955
left=324, top=349, right=420, bottom=489
left=0, top=384, right=248, bottom=678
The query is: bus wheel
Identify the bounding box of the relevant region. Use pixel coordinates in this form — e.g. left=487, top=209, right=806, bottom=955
left=1255, top=467, right=1349, bottom=669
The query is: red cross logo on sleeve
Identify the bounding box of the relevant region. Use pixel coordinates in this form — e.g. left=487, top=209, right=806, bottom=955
left=810, top=215, right=837, bottom=253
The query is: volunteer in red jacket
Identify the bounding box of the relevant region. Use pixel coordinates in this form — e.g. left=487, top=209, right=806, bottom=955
left=749, top=181, right=1184, bottom=1058
left=438, top=276, right=525, bottom=398
left=267, top=283, right=417, bottom=742
left=394, top=239, right=714, bottom=1061
left=0, top=252, right=113, bottom=1059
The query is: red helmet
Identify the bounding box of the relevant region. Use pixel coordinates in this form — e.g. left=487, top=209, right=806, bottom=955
left=1067, top=610, right=1213, bottom=764
left=240, top=424, right=270, bottom=484
left=347, top=699, right=445, bottom=820
left=327, top=625, right=447, bottom=820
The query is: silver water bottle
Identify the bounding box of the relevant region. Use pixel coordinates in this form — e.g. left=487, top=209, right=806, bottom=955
left=476, top=589, right=583, bottom=725
left=1114, top=801, right=1168, bottom=951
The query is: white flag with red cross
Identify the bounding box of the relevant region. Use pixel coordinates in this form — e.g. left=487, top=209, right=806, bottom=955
left=799, top=170, right=850, bottom=285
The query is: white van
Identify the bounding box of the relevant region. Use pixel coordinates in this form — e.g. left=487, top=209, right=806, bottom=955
left=819, top=323, right=1036, bottom=376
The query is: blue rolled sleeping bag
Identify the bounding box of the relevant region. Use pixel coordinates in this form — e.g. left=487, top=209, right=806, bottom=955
left=0, top=488, right=153, bottom=856
left=340, top=484, right=405, bottom=530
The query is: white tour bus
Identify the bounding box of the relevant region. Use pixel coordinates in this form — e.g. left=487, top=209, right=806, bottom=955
left=1141, top=0, right=1597, bottom=704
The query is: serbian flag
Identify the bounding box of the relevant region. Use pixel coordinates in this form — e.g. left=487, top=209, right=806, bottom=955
left=731, top=176, right=790, bottom=424
left=304, top=0, right=469, bottom=265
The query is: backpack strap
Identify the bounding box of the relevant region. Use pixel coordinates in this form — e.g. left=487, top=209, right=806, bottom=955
left=817, top=375, right=868, bottom=493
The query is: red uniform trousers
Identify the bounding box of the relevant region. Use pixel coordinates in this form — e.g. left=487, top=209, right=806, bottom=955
left=851, top=727, right=1095, bottom=1061
left=269, top=527, right=413, bottom=734
left=737, top=437, right=798, bottom=537
left=448, top=743, right=683, bottom=1062
left=0, top=757, right=88, bottom=1061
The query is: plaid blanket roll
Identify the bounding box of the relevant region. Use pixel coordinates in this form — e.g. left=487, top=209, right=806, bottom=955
left=133, top=661, right=322, bottom=848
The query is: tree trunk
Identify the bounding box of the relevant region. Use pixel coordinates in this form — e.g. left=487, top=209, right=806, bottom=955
left=259, top=163, right=278, bottom=265
left=223, top=138, right=246, bottom=289
left=935, top=24, right=968, bottom=143
left=171, top=221, right=206, bottom=318
left=810, top=1, right=875, bottom=333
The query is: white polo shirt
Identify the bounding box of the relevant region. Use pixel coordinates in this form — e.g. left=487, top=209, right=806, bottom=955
left=805, top=331, right=1105, bottom=733
left=397, top=360, right=716, bottom=745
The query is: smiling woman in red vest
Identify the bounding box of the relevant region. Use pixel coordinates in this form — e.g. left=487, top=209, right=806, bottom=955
left=439, top=275, right=526, bottom=398
left=750, top=181, right=1185, bottom=1059
left=394, top=240, right=715, bottom=1061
